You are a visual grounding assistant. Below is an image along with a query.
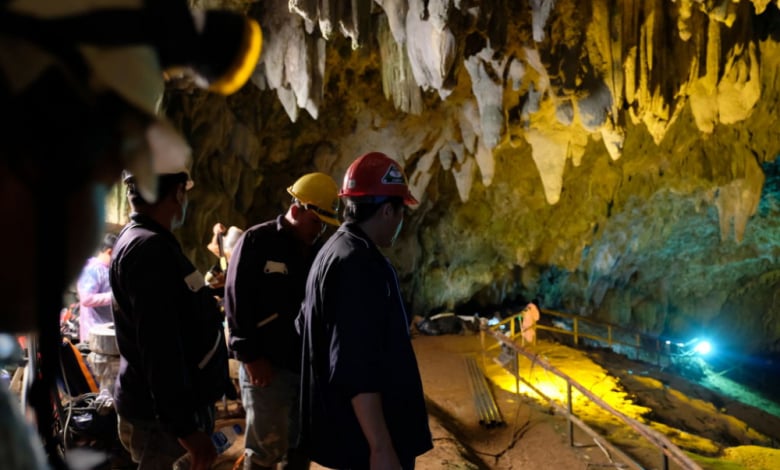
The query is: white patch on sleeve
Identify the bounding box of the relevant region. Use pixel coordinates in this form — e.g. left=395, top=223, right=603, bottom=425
left=184, top=270, right=206, bottom=292
left=264, top=260, right=288, bottom=274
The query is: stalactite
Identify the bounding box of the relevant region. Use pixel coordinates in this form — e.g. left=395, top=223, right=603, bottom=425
left=248, top=0, right=773, bottom=204
left=529, top=0, right=556, bottom=42
left=464, top=45, right=508, bottom=149
left=405, top=0, right=459, bottom=98
left=378, top=14, right=423, bottom=114
left=714, top=156, right=765, bottom=243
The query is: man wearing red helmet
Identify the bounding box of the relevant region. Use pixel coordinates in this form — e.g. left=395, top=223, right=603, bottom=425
left=297, top=152, right=433, bottom=469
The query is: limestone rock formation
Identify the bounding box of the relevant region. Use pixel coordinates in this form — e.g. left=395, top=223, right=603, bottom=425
left=160, top=0, right=780, bottom=355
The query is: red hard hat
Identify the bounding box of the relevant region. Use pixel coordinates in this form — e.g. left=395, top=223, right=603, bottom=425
left=339, top=152, right=418, bottom=205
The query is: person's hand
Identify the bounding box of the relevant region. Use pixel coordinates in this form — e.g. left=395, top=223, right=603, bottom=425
left=369, top=445, right=401, bottom=470
left=205, top=270, right=226, bottom=289
left=244, top=357, right=275, bottom=387
left=207, top=223, right=227, bottom=259
left=178, top=430, right=217, bottom=470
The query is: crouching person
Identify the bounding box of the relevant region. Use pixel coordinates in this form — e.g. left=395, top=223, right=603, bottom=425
left=111, top=167, right=234, bottom=470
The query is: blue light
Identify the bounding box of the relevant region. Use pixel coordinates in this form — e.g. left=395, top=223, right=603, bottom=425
left=694, top=340, right=712, bottom=355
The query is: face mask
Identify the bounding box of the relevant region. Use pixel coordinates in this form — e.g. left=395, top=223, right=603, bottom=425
left=171, top=194, right=189, bottom=230
left=390, top=217, right=404, bottom=246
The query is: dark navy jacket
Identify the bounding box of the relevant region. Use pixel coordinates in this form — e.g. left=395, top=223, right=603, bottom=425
left=223, top=215, right=320, bottom=372
left=110, top=213, right=231, bottom=438
left=298, top=223, right=433, bottom=468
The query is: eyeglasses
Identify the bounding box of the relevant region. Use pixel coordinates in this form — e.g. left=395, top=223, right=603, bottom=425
left=300, top=202, right=338, bottom=220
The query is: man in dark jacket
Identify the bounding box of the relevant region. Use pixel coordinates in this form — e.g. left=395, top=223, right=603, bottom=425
left=223, top=172, right=340, bottom=470
left=0, top=2, right=261, bottom=469
left=298, top=152, right=433, bottom=469
left=111, top=168, right=232, bottom=470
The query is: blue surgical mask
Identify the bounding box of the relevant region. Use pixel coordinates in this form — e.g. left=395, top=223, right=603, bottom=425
left=172, top=194, right=189, bottom=230
left=391, top=218, right=403, bottom=246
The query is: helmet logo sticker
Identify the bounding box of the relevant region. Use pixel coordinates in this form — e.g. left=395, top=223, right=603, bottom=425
left=382, top=165, right=407, bottom=185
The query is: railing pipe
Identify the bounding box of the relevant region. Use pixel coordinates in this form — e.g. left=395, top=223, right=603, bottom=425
left=567, top=382, right=574, bottom=447
left=483, top=327, right=702, bottom=470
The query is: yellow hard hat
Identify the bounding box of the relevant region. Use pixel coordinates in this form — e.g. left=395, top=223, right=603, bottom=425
left=287, top=172, right=340, bottom=226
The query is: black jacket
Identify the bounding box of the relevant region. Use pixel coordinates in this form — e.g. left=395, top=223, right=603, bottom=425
left=110, top=213, right=231, bottom=438
left=298, top=223, right=433, bottom=468
left=223, top=215, right=320, bottom=372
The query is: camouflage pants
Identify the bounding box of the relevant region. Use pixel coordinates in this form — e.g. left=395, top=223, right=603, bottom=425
left=239, top=365, right=308, bottom=469
left=117, top=406, right=214, bottom=470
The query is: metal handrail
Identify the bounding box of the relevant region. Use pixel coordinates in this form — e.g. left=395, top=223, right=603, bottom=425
left=489, top=309, right=670, bottom=367
left=480, top=323, right=703, bottom=470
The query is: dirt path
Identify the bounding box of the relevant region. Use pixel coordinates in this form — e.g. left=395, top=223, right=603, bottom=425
left=410, top=334, right=630, bottom=470
left=408, top=333, right=780, bottom=470
left=224, top=332, right=780, bottom=470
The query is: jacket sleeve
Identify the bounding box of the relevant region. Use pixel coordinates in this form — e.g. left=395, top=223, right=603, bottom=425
left=223, top=232, right=269, bottom=363
left=77, top=265, right=112, bottom=308
left=130, top=240, right=201, bottom=437
left=327, top=254, right=389, bottom=398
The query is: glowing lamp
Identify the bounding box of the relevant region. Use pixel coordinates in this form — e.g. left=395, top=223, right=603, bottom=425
left=693, top=340, right=712, bottom=355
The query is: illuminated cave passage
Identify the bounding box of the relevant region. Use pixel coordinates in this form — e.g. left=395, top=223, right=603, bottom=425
left=136, top=0, right=780, bottom=365
left=99, top=1, right=780, bottom=467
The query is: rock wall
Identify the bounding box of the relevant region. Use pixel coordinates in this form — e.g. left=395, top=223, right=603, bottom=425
left=164, top=1, right=780, bottom=353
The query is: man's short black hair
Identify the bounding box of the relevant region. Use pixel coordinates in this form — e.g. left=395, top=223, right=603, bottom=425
left=100, top=233, right=118, bottom=251
left=343, top=196, right=403, bottom=223
left=126, top=172, right=189, bottom=206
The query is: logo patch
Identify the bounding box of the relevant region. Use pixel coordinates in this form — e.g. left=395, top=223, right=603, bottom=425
left=264, top=260, right=288, bottom=274
left=382, top=165, right=406, bottom=185
left=184, top=270, right=206, bottom=292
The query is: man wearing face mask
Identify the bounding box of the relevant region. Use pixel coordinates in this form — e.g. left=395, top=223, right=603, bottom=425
left=297, top=152, right=433, bottom=470
left=110, top=167, right=233, bottom=470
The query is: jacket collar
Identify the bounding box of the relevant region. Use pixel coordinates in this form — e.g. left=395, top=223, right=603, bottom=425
left=127, top=212, right=179, bottom=245
left=338, top=222, right=375, bottom=250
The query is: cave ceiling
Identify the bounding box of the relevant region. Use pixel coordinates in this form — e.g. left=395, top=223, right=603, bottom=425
left=147, top=0, right=780, bottom=354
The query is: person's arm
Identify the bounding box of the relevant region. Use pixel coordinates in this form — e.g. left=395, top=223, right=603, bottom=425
left=78, top=291, right=112, bottom=308
left=130, top=240, right=203, bottom=438
left=224, top=233, right=266, bottom=361
left=329, top=254, right=403, bottom=466
left=178, top=430, right=217, bottom=470
left=77, top=266, right=112, bottom=308
left=352, top=392, right=401, bottom=469
left=223, top=230, right=276, bottom=385
left=206, top=223, right=226, bottom=260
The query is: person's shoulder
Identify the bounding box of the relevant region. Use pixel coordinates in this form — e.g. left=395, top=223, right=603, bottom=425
left=321, top=234, right=380, bottom=270
left=245, top=218, right=278, bottom=235
left=115, top=229, right=175, bottom=261
left=242, top=218, right=287, bottom=245
left=79, top=257, right=102, bottom=273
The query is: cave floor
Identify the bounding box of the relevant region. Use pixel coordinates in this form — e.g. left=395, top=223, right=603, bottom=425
left=204, top=332, right=780, bottom=470
left=390, top=333, right=780, bottom=470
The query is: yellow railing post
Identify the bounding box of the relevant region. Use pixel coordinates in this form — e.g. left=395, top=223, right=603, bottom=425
left=510, top=314, right=516, bottom=338
left=573, top=318, right=579, bottom=346
left=479, top=321, right=486, bottom=370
